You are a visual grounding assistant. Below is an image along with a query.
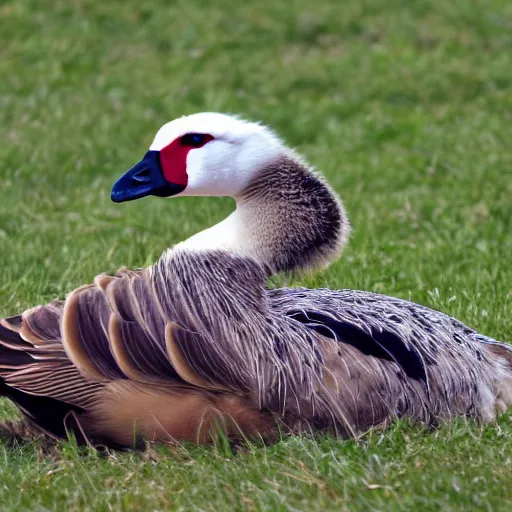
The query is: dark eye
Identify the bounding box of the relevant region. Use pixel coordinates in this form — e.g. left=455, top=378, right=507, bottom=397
left=180, top=133, right=212, bottom=147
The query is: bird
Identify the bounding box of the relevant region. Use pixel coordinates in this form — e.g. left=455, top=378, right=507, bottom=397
left=1, top=112, right=511, bottom=449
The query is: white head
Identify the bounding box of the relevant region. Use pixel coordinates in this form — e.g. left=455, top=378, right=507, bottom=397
left=111, top=113, right=285, bottom=203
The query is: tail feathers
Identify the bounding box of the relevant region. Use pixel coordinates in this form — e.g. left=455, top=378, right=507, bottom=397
left=0, top=314, right=102, bottom=441
left=474, top=333, right=512, bottom=362
left=486, top=342, right=512, bottom=368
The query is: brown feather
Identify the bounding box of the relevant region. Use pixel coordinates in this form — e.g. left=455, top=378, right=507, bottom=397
left=165, top=322, right=230, bottom=392
left=84, top=381, right=275, bottom=446
left=108, top=313, right=166, bottom=384
left=61, top=286, right=107, bottom=381
left=1, top=316, right=22, bottom=333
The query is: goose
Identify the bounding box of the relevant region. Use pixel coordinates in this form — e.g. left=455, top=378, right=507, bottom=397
left=1, top=112, right=511, bottom=448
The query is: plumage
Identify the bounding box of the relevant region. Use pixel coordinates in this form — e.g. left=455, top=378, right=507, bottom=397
left=1, top=112, right=511, bottom=448
left=1, top=249, right=511, bottom=447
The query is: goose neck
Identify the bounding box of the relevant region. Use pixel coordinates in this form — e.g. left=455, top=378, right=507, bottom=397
left=179, top=156, right=349, bottom=274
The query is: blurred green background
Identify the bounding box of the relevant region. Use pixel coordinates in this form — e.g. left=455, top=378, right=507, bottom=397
left=1, top=0, right=511, bottom=510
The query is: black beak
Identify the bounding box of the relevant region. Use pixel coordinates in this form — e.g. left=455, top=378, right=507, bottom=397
left=111, top=151, right=186, bottom=203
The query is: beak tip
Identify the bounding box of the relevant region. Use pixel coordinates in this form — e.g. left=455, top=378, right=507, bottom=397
left=110, top=180, right=125, bottom=203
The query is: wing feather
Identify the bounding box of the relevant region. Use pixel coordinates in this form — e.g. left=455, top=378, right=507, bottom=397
left=164, top=322, right=230, bottom=391
left=61, top=285, right=108, bottom=381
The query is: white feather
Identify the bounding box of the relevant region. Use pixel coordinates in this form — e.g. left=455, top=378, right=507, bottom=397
left=149, top=112, right=285, bottom=198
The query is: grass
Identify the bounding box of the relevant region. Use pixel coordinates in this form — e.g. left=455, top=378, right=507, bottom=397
left=1, top=0, right=511, bottom=509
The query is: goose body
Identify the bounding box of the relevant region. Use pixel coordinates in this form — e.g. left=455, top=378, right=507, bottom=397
left=1, top=113, right=511, bottom=447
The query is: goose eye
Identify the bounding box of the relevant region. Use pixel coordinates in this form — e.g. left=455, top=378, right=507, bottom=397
left=179, top=133, right=212, bottom=147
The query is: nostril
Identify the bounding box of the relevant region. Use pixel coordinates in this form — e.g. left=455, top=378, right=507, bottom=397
left=132, top=168, right=152, bottom=183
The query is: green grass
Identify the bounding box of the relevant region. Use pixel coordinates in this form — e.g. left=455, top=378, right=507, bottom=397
left=1, top=0, right=511, bottom=509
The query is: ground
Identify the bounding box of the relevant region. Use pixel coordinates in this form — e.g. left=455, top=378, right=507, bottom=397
left=1, top=0, right=511, bottom=510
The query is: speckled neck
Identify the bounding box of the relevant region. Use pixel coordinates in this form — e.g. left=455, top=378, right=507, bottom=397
left=179, top=156, right=350, bottom=274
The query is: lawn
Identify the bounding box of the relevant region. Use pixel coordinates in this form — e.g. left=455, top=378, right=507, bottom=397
left=1, top=0, right=511, bottom=509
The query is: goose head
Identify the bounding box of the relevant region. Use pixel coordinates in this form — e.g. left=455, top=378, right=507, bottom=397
left=112, top=112, right=350, bottom=274
left=111, top=112, right=284, bottom=203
